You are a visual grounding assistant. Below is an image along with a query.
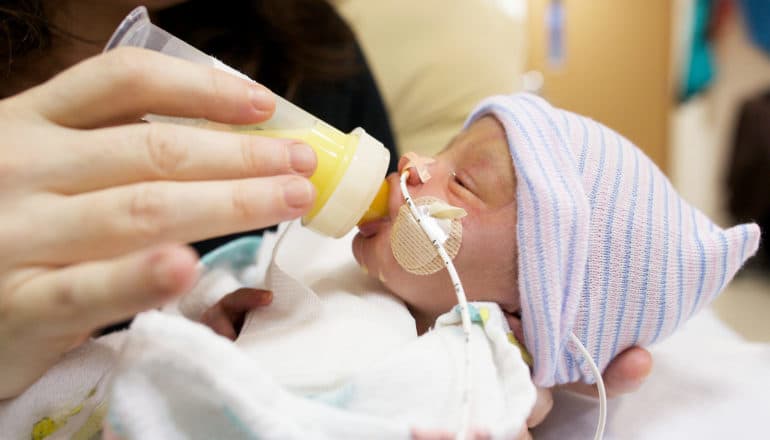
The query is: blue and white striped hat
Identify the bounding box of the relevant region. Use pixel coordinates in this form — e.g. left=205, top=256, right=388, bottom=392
left=466, top=94, right=761, bottom=387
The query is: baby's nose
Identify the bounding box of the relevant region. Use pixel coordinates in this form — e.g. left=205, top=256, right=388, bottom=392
left=397, top=152, right=436, bottom=186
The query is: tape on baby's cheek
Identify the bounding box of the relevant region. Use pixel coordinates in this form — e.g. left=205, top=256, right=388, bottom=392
left=390, top=197, right=465, bottom=275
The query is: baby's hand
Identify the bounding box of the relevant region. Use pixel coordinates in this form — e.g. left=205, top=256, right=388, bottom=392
left=200, top=288, right=272, bottom=340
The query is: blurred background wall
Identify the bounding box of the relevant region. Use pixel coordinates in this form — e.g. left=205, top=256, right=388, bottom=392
left=526, top=0, right=672, bottom=171
left=668, top=2, right=770, bottom=340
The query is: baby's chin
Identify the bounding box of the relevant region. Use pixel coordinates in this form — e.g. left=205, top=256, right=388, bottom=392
left=352, top=218, right=392, bottom=263
left=351, top=231, right=382, bottom=279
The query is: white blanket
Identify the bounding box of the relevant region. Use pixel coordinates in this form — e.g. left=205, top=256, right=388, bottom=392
left=107, top=223, right=536, bottom=439
left=0, top=223, right=536, bottom=439
left=534, top=307, right=770, bottom=439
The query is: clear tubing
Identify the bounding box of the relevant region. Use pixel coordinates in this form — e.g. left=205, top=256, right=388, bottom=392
left=399, top=172, right=472, bottom=438
left=105, top=7, right=391, bottom=238
left=569, top=333, right=607, bottom=440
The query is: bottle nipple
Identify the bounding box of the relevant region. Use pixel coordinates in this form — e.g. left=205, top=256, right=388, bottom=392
left=358, top=180, right=390, bottom=225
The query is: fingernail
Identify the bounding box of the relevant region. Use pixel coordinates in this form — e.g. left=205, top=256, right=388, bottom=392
left=288, top=142, right=317, bottom=175
left=283, top=178, right=314, bottom=209
left=260, top=290, right=273, bottom=304
left=249, top=87, right=274, bottom=113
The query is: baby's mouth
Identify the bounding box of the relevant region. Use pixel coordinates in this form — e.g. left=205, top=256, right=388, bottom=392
left=357, top=217, right=390, bottom=238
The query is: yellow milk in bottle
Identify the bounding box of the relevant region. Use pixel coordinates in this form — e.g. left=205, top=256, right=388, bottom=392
left=237, top=121, right=390, bottom=238
left=103, top=7, right=390, bottom=237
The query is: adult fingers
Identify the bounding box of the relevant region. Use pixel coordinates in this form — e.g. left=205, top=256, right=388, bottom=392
left=36, top=123, right=315, bottom=194
left=13, top=244, right=199, bottom=333
left=560, top=347, right=653, bottom=398
left=601, top=347, right=653, bottom=396
left=23, top=176, right=315, bottom=265
left=19, top=47, right=274, bottom=128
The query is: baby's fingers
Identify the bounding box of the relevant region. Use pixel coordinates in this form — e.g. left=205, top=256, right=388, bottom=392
left=201, top=288, right=272, bottom=340
left=220, top=288, right=272, bottom=317
left=200, top=303, right=238, bottom=340
left=14, top=244, right=199, bottom=334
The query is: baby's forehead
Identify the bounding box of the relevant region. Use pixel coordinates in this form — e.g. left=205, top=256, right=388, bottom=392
left=440, top=116, right=516, bottom=205
left=441, top=116, right=509, bottom=159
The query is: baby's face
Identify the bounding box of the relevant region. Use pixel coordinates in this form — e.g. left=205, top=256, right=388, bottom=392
left=352, top=116, right=520, bottom=328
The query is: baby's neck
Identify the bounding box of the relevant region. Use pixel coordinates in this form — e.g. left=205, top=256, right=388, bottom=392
left=408, top=306, right=435, bottom=336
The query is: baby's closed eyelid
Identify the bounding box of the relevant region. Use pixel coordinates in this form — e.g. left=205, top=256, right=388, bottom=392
left=452, top=169, right=476, bottom=192
left=448, top=172, right=479, bottom=208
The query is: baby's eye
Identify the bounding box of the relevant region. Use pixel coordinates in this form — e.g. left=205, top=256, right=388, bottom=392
left=450, top=171, right=477, bottom=200
left=452, top=171, right=466, bottom=188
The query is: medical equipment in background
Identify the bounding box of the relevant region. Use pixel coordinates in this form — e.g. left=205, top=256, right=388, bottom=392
left=105, top=6, right=391, bottom=239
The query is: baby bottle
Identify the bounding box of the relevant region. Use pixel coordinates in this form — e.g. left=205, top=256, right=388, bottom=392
left=105, top=6, right=390, bottom=238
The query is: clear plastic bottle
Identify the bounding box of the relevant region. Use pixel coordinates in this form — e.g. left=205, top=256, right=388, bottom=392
left=105, top=6, right=390, bottom=238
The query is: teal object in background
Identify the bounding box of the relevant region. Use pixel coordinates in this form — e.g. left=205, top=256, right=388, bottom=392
left=681, top=0, right=716, bottom=101
left=200, top=236, right=263, bottom=272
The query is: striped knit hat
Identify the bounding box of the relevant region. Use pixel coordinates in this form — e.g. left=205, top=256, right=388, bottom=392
left=466, top=94, right=761, bottom=387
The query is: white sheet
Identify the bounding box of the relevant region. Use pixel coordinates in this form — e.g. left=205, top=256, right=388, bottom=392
left=534, top=307, right=770, bottom=439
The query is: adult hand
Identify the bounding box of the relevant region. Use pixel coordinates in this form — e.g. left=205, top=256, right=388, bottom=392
left=559, top=346, right=653, bottom=398
left=521, top=346, right=653, bottom=437
left=0, top=47, right=317, bottom=399
left=504, top=306, right=652, bottom=437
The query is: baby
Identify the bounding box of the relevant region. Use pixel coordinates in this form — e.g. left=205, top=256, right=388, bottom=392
left=208, top=93, right=760, bottom=388
left=351, top=93, right=761, bottom=387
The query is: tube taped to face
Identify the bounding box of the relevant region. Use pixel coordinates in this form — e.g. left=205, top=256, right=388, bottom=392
left=390, top=196, right=466, bottom=275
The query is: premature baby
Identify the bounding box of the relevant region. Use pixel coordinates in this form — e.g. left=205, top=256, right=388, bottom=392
left=191, top=92, right=760, bottom=404
left=351, top=93, right=760, bottom=387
